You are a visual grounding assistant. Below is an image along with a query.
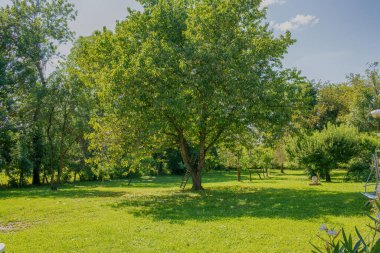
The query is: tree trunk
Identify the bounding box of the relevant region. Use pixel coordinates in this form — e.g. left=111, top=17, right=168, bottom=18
left=57, top=101, right=69, bottom=186
left=191, top=169, right=203, bottom=190
left=31, top=111, right=43, bottom=186
left=178, top=136, right=205, bottom=191
left=19, top=171, right=23, bottom=187
left=280, top=163, right=284, bottom=174
left=42, top=169, right=48, bottom=184
left=50, top=168, right=56, bottom=190
left=325, top=171, right=331, bottom=182
left=47, top=105, right=56, bottom=190
left=31, top=132, right=42, bottom=186
left=49, top=152, right=55, bottom=190
left=32, top=162, right=41, bottom=185
left=249, top=170, right=252, bottom=182
left=237, top=167, right=241, bottom=181
left=73, top=170, right=77, bottom=183
left=57, top=153, right=64, bottom=185
left=32, top=62, right=47, bottom=186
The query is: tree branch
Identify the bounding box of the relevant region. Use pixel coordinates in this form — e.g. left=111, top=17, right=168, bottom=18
left=205, top=126, right=225, bottom=152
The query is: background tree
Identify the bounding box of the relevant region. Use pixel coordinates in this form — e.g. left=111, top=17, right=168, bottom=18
left=309, top=84, right=352, bottom=130
left=273, top=142, right=287, bottom=173
left=287, top=124, right=361, bottom=181
left=41, top=66, right=93, bottom=189
left=7, top=135, right=32, bottom=187
left=0, top=0, right=77, bottom=185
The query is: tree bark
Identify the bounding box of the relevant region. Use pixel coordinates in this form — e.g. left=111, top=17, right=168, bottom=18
left=42, top=169, right=48, bottom=184
left=19, top=171, right=23, bottom=187
left=57, top=154, right=64, bottom=185
left=32, top=166, right=41, bottom=185
left=325, top=171, right=331, bottom=182
left=178, top=135, right=204, bottom=190
left=73, top=170, right=77, bottom=183
left=31, top=62, right=47, bottom=186
left=31, top=133, right=42, bottom=185
left=237, top=167, right=241, bottom=182
left=57, top=101, right=68, bottom=186
left=191, top=169, right=203, bottom=190
left=46, top=105, right=56, bottom=190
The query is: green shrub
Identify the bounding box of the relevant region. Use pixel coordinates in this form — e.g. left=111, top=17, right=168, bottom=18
left=344, top=134, right=378, bottom=181
left=345, top=160, right=371, bottom=182
left=287, top=124, right=364, bottom=181
left=6, top=137, right=32, bottom=187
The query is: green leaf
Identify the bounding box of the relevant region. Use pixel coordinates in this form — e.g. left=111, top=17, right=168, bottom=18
left=370, top=238, right=380, bottom=253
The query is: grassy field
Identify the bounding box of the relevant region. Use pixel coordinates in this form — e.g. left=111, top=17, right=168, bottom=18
left=0, top=170, right=372, bottom=252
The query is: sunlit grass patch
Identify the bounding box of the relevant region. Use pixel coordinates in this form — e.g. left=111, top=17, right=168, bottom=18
left=0, top=170, right=370, bottom=252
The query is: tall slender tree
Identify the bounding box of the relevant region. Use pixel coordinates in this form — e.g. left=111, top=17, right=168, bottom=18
left=0, top=0, right=77, bottom=184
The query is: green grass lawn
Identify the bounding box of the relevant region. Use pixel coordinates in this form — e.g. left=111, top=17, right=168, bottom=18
left=0, top=170, right=372, bottom=252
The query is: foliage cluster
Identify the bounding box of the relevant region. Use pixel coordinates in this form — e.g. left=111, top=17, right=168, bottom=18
left=286, top=124, right=378, bottom=181
left=0, top=0, right=379, bottom=189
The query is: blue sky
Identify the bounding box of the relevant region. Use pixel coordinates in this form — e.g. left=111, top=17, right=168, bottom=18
left=2, top=0, right=379, bottom=83
left=265, top=0, right=380, bottom=83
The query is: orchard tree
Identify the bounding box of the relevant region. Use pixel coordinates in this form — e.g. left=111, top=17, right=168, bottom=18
left=273, top=142, right=287, bottom=173
left=72, top=0, right=307, bottom=190
left=287, top=124, right=361, bottom=182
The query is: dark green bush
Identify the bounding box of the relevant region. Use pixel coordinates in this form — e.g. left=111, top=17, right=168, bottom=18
left=286, top=124, right=375, bottom=181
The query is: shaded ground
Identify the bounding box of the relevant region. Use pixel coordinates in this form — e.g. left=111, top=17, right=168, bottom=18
left=0, top=170, right=370, bottom=253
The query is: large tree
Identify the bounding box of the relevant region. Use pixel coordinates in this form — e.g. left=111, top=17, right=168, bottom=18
left=0, top=0, right=76, bottom=185
left=72, top=0, right=307, bottom=190
left=41, top=66, right=93, bottom=189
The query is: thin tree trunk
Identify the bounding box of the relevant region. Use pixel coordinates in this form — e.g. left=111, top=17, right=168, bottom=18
left=19, top=171, right=23, bottom=187
left=73, top=170, right=77, bottom=183
left=42, top=169, right=47, bottom=184
left=50, top=163, right=56, bottom=190
left=280, top=163, right=284, bottom=174
left=32, top=62, right=47, bottom=186
left=237, top=167, right=241, bottom=181
left=57, top=101, right=68, bottom=186
left=46, top=104, right=57, bottom=190
left=192, top=146, right=206, bottom=190
left=57, top=152, right=65, bottom=185
left=249, top=170, right=252, bottom=182
left=31, top=133, right=42, bottom=185
left=236, top=151, right=242, bottom=182
left=194, top=124, right=206, bottom=190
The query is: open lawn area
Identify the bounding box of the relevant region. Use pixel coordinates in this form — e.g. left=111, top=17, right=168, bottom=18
left=0, top=170, right=371, bottom=252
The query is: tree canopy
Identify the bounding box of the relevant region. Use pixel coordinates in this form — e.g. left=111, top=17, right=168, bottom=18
left=71, top=0, right=308, bottom=190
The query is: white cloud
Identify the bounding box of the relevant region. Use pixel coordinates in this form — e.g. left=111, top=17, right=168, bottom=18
left=273, top=14, right=319, bottom=32
left=260, top=0, right=286, bottom=8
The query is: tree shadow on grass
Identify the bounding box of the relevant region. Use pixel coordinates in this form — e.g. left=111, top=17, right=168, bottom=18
left=0, top=187, right=124, bottom=199
left=112, top=187, right=367, bottom=222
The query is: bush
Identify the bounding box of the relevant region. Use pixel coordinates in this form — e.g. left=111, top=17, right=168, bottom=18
left=287, top=124, right=362, bottom=181
left=6, top=137, right=32, bottom=187
left=345, top=160, right=371, bottom=182
left=345, top=134, right=378, bottom=181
